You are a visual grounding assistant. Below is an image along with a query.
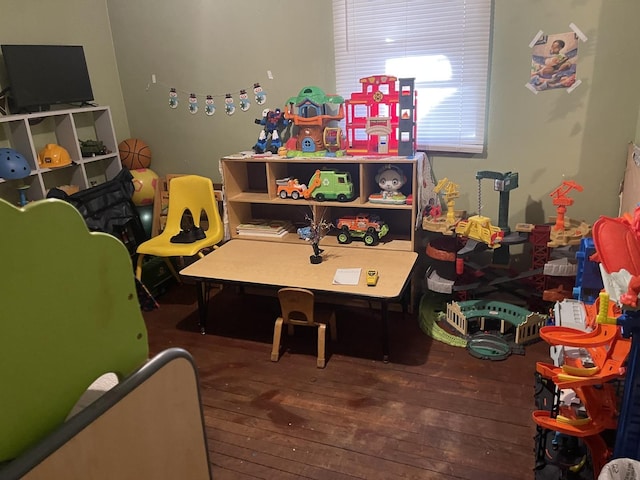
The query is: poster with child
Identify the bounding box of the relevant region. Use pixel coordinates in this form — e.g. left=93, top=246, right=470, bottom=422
left=529, top=32, right=578, bottom=91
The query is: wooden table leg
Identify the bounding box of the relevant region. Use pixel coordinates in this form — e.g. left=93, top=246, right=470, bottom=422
left=196, top=280, right=207, bottom=334
left=382, top=300, right=390, bottom=363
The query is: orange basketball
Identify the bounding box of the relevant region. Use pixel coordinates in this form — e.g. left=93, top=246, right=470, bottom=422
left=118, top=138, right=152, bottom=169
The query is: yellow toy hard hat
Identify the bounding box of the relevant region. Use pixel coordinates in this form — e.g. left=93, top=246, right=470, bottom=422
left=38, top=144, right=72, bottom=169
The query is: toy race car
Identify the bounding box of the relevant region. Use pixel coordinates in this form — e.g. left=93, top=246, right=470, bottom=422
left=366, top=269, right=379, bottom=286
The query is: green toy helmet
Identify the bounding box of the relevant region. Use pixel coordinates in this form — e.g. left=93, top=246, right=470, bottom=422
left=0, top=148, right=30, bottom=180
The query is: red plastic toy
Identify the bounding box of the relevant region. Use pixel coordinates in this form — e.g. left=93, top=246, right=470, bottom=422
left=344, top=75, right=416, bottom=156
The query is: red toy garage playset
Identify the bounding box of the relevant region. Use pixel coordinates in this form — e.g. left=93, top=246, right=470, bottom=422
left=344, top=75, right=417, bottom=156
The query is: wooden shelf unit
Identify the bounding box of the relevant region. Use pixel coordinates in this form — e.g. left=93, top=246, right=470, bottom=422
left=0, top=106, right=122, bottom=205
left=221, top=155, right=419, bottom=252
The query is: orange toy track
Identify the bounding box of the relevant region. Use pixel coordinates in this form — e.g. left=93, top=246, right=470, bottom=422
left=536, top=323, right=630, bottom=389
left=532, top=382, right=619, bottom=436
left=533, top=410, right=613, bottom=478
left=539, top=324, right=620, bottom=348
left=533, top=321, right=630, bottom=477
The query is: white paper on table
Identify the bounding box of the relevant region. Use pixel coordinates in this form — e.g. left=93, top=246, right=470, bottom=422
left=332, top=268, right=361, bottom=285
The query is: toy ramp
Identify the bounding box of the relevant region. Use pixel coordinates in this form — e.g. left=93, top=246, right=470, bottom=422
left=533, top=410, right=602, bottom=437
left=539, top=324, right=619, bottom=347
left=592, top=215, right=640, bottom=276
left=536, top=324, right=630, bottom=389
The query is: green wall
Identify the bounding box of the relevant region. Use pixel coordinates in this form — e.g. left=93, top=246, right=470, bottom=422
left=2, top=0, right=640, bottom=227
left=430, top=0, right=640, bottom=226
left=106, top=0, right=336, bottom=184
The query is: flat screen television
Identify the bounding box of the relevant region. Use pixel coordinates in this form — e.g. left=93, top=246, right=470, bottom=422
left=1, top=44, right=94, bottom=113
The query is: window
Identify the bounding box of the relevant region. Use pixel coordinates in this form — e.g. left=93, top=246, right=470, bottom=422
left=332, top=0, right=492, bottom=154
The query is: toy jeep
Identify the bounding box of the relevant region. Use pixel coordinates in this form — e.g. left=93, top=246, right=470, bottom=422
left=336, top=213, right=389, bottom=246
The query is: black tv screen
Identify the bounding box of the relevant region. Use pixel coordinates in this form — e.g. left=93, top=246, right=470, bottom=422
left=1, top=44, right=94, bottom=113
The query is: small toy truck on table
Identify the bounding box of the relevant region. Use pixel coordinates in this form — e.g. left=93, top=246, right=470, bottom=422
left=336, top=213, right=389, bottom=246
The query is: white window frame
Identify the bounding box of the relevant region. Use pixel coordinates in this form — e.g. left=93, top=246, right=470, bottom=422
left=332, top=0, right=492, bottom=154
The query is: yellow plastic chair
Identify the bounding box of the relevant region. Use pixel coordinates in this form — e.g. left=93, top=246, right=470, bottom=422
left=135, top=175, right=224, bottom=282
left=271, top=288, right=337, bottom=368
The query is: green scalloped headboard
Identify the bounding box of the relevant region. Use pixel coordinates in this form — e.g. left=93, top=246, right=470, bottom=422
left=0, top=198, right=149, bottom=462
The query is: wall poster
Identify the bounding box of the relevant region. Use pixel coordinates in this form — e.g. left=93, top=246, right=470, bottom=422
left=529, top=31, right=579, bottom=92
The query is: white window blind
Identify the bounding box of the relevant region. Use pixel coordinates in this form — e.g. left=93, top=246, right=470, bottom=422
left=332, top=0, right=492, bottom=154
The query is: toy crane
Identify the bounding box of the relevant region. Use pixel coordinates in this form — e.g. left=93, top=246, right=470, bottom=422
left=550, top=180, right=583, bottom=232
left=475, top=171, right=519, bottom=234
left=454, top=171, right=518, bottom=261
left=433, top=177, right=460, bottom=224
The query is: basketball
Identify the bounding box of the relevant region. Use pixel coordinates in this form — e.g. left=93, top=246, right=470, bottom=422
left=119, top=138, right=152, bottom=169
left=130, top=168, right=159, bottom=206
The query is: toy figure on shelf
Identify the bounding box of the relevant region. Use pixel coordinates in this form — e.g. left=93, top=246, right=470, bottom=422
left=368, top=165, right=407, bottom=205
left=253, top=108, right=289, bottom=154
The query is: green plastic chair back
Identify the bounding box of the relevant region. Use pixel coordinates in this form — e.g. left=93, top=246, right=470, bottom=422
left=0, top=198, right=149, bottom=462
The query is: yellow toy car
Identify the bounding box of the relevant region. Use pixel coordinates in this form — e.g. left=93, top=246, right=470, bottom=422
left=366, top=269, right=379, bottom=286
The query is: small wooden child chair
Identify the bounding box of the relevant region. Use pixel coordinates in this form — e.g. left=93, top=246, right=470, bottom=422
left=271, top=288, right=337, bottom=368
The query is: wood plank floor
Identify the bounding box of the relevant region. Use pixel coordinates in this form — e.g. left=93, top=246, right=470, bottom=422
left=143, top=282, right=549, bottom=479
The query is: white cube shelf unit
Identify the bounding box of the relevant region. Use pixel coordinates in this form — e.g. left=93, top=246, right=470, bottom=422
left=0, top=106, right=122, bottom=205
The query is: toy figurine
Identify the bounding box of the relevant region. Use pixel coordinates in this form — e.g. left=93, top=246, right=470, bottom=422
left=253, top=108, right=289, bottom=154
left=368, top=165, right=407, bottom=204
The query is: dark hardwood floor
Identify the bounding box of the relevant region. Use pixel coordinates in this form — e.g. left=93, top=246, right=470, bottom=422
left=143, top=282, right=549, bottom=479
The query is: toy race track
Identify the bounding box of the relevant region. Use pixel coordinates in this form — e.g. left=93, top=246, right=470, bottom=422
left=445, top=299, right=546, bottom=345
